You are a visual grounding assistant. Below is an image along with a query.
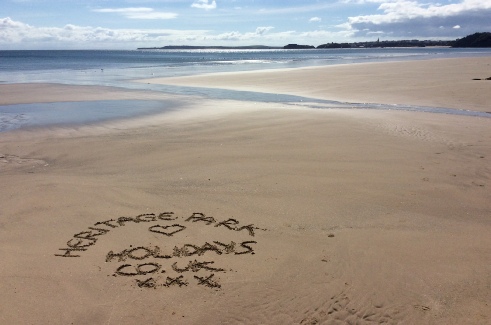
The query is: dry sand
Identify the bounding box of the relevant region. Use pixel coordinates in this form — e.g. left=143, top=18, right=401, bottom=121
left=1, top=58, right=490, bottom=324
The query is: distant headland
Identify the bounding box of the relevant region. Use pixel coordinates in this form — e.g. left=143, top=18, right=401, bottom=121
left=452, top=32, right=491, bottom=48
left=137, top=45, right=283, bottom=50
left=138, top=32, right=491, bottom=50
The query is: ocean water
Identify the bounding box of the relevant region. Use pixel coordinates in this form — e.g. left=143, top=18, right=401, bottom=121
left=1, top=48, right=491, bottom=131
left=3, top=48, right=491, bottom=85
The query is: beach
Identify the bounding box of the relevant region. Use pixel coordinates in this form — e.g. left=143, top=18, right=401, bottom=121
left=1, top=57, right=490, bottom=324
left=140, top=57, right=491, bottom=112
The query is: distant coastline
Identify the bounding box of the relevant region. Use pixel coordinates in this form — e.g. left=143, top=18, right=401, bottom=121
left=137, top=44, right=314, bottom=50
left=138, top=32, right=491, bottom=50
left=137, top=45, right=283, bottom=50
left=137, top=42, right=448, bottom=50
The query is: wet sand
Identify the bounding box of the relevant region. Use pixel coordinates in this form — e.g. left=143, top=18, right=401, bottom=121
left=140, top=57, right=491, bottom=112
left=1, top=58, right=490, bottom=324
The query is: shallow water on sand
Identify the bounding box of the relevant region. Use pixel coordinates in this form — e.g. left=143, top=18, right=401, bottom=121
left=1, top=91, right=489, bottom=132
left=0, top=100, right=179, bottom=132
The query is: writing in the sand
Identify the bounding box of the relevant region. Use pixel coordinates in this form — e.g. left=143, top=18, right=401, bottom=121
left=107, top=240, right=257, bottom=289
left=55, top=212, right=263, bottom=258
left=54, top=212, right=265, bottom=290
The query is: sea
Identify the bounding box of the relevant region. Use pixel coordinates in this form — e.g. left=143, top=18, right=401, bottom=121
left=1, top=47, right=491, bottom=131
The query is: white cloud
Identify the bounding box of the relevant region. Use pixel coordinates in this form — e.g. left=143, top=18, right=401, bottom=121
left=0, top=17, right=34, bottom=43
left=453, top=25, right=461, bottom=29
left=213, top=27, right=275, bottom=42
left=255, top=26, right=274, bottom=35
left=0, top=16, right=356, bottom=49
left=298, top=30, right=351, bottom=40
left=256, top=3, right=338, bottom=15
left=0, top=17, right=206, bottom=48
left=93, top=7, right=177, bottom=20
left=1, top=17, right=25, bottom=29
left=309, top=17, right=322, bottom=23
left=342, top=0, right=491, bottom=38
left=191, top=0, right=217, bottom=10
left=0, top=17, right=291, bottom=49
left=215, top=31, right=242, bottom=41
left=348, top=0, right=491, bottom=25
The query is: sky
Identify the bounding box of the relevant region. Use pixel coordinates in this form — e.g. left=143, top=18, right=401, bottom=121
left=1, top=0, right=490, bottom=49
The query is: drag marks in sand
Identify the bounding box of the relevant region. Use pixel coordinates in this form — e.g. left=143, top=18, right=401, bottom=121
left=213, top=277, right=417, bottom=324
left=299, top=290, right=410, bottom=324
left=55, top=212, right=265, bottom=290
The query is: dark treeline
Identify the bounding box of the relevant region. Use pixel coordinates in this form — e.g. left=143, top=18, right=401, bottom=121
left=452, top=32, right=491, bottom=47
left=317, top=39, right=453, bottom=48
left=303, top=32, right=491, bottom=48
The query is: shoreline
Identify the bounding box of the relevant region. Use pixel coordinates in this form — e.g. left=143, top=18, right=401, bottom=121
left=139, top=57, right=491, bottom=112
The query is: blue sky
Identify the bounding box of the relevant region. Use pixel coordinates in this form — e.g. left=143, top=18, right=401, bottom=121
left=1, top=0, right=490, bottom=49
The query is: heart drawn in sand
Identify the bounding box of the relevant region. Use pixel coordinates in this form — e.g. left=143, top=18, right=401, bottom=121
left=148, top=224, right=186, bottom=237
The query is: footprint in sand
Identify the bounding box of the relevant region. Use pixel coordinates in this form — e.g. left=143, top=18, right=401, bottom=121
left=0, top=154, right=48, bottom=169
